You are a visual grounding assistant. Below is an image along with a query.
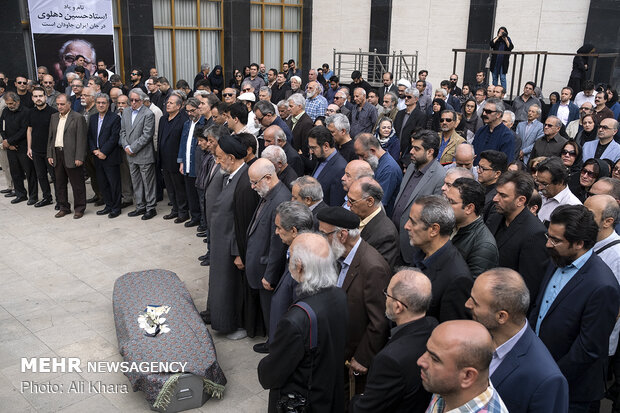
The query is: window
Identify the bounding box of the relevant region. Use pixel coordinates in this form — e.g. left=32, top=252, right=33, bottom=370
left=153, top=0, right=223, bottom=84
left=250, top=0, right=302, bottom=71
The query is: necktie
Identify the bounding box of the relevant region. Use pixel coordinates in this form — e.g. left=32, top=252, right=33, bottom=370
left=221, top=174, right=230, bottom=189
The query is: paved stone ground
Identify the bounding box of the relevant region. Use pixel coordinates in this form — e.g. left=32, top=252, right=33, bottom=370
left=0, top=189, right=268, bottom=412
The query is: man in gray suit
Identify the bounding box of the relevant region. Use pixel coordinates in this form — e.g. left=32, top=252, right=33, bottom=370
left=391, top=129, right=445, bottom=264
left=119, top=88, right=157, bottom=220
left=245, top=158, right=291, bottom=352
left=47, top=94, right=87, bottom=219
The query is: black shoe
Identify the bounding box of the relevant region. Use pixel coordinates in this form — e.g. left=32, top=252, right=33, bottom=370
left=34, top=198, right=52, bottom=208
left=200, top=259, right=210, bottom=266
left=108, top=211, right=121, bottom=218
left=168, top=201, right=173, bottom=206
left=197, top=225, right=207, bottom=232
left=96, top=207, right=112, bottom=215
left=4, top=191, right=16, bottom=198
left=127, top=209, right=146, bottom=217
left=203, top=237, right=209, bottom=243
left=55, top=204, right=60, bottom=210
left=199, top=311, right=211, bottom=324
left=27, top=198, right=38, bottom=206
left=198, top=254, right=210, bottom=261
left=174, top=215, right=189, bottom=224
left=184, top=219, right=199, bottom=228
left=121, top=201, right=133, bottom=209
left=253, top=342, right=269, bottom=354
left=163, top=212, right=178, bottom=220
left=11, top=196, right=27, bottom=204
left=141, top=209, right=157, bottom=220
left=196, top=231, right=208, bottom=238
left=0, top=188, right=12, bottom=194
left=86, top=196, right=98, bottom=203
left=94, top=199, right=105, bottom=206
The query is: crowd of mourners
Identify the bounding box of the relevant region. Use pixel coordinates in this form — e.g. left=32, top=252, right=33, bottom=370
left=1, top=51, right=620, bottom=413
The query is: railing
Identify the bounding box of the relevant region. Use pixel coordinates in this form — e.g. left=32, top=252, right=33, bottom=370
left=333, top=49, right=418, bottom=87
left=452, top=48, right=619, bottom=101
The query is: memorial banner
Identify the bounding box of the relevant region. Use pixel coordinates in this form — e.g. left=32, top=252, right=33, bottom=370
left=28, top=0, right=116, bottom=81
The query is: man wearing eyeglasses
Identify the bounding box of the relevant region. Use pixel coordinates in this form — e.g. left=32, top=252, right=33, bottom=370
left=129, top=69, right=147, bottom=94
left=531, top=204, right=620, bottom=412
left=535, top=157, right=582, bottom=224
left=530, top=116, right=567, bottom=160
left=516, top=104, right=544, bottom=163
left=582, top=118, right=620, bottom=162
left=393, top=87, right=427, bottom=163
left=350, top=269, right=436, bottom=413
left=473, top=98, right=515, bottom=165
left=437, top=110, right=465, bottom=165
left=349, top=88, right=377, bottom=139
left=14, top=75, right=33, bottom=109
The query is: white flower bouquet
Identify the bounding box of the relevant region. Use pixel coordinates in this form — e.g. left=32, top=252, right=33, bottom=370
left=138, top=305, right=171, bottom=337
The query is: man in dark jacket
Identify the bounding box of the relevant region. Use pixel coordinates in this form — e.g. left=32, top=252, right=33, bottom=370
left=393, top=87, right=427, bottom=164
left=258, top=232, right=348, bottom=413
left=351, top=269, right=436, bottom=413
left=447, top=178, right=499, bottom=277
left=405, top=195, right=473, bottom=321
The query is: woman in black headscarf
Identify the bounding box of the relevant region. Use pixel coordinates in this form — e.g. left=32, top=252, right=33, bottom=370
left=574, top=114, right=598, bottom=147
left=568, top=44, right=595, bottom=93
left=208, top=65, right=224, bottom=98
left=426, top=98, right=446, bottom=132
left=571, top=157, right=610, bottom=202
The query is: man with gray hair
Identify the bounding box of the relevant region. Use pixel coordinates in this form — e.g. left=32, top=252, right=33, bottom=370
left=316, top=206, right=391, bottom=395
left=511, top=81, right=541, bottom=124
left=501, top=110, right=522, bottom=161
left=290, top=175, right=327, bottom=220
left=333, top=89, right=352, bottom=119
left=350, top=87, right=378, bottom=138
left=465, top=268, right=568, bottom=412
left=472, top=97, right=515, bottom=164
left=515, top=104, right=544, bottom=163
left=261, top=144, right=297, bottom=188
left=341, top=159, right=374, bottom=208
left=380, top=91, right=399, bottom=123
left=193, top=63, right=210, bottom=90
left=442, top=166, right=476, bottom=195
left=254, top=100, right=293, bottom=144
left=393, top=87, right=427, bottom=158
left=529, top=115, right=567, bottom=160
left=120, top=88, right=157, bottom=219
left=444, top=143, right=478, bottom=179
left=404, top=195, right=473, bottom=321
left=351, top=269, right=436, bottom=412
left=258, top=232, right=348, bottom=413
left=305, top=80, right=328, bottom=121
left=263, top=124, right=303, bottom=176
left=326, top=113, right=355, bottom=162
left=287, top=93, right=313, bottom=157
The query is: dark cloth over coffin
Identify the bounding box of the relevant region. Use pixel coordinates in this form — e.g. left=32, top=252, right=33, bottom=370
left=113, top=269, right=226, bottom=409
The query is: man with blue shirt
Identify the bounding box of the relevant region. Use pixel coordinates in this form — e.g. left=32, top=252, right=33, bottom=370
left=473, top=98, right=515, bottom=165
left=305, top=81, right=328, bottom=122
left=529, top=205, right=620, bottom=412
left=466, top=268, right=568, bottom=413
left=353, top=133, right=402, bottom=214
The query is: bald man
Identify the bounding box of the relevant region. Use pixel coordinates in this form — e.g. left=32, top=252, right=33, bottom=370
left=258, top=232, right=348, bottom=413
left=417, top=320, right=508, bottom=412
left=340, top=159, right=374, bottom=208
left=246, top=158, right=292, bottom=350
left=466, top=269, right=568, bottom=412
left=441, top=166, right=475, bottom=195
left=445, top=143, right=478, bottom=179
left=351, top=269, right=436, bottom=413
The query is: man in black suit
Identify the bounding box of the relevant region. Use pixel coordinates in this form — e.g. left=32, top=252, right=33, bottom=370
left=530, top=205, right=620, bottom=412
left=87, top=93, right=122, bottom=217
left=261, top=145, right=297, bottom=189
left=393, top=87, right=427, bottom=163
left=348, top=177, right=399, bottom=270
left=258, top=232, right=348, bottom=413
left=404, top=195, right=473, bottom=322
left=246, top=158, right=291, bottom=350
left=466, top=268, right=569, bottom=413
left=287, top=93, right=314, bottom=157
left=377, top=71, right=398, bottom=102
left=290, top=175, right=327, bottom=229
left=263, top=125, right=303, bottom=176
left=309, top=126, right=347, bottom=206
left=158, top=93, right=189, bottom=222
left=486, top=171, right=549, bottom=300
left=351, top=269, right=436, bottom=413
left=477, top=150, right=507, bottom=222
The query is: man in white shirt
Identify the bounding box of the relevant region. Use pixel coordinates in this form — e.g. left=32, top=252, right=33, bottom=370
left=535, top=157, right=581, bottom=223
left=574, top=81, right=597, bottom=108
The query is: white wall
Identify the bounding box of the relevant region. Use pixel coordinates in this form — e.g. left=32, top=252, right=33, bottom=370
left=493, top=0, right=590, bottom=98
left=310, top=0, right=372, bottom=74
left=389, top=0, right=470, bottom=93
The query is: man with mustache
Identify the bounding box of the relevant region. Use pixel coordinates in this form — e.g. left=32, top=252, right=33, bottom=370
left=472, top=98, right=515, bottom=165
left=530, top=205, right=620, bottom=412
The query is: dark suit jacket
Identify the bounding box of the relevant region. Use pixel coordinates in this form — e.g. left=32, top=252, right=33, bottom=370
left=393, top=105, right=427, bottom=158
left=549, top=101, right=580, bottom=124
left=47, top=110, right=87, bottom=168
left=291, top=112, right=314, bottom=156
left=377, top=83, right=397, bottom=101
left=245, top=181, right=291, bottom=289
left=157, top=112, right=189, bottom=171
left=351, top=317, right=437, bottom=413
left=87, top=111, right=121, bottom=165
left=414, top=241, right=473, bottom=322
left=233, top=161, right=261, bottom=264
left=491, top=325, right=569, bottom=413
left=343, top=240, right=391, bottom=368
left=486, top=208, right=549, bottom=300
left=361, top=209, right=400, bottom=270
left=529, top=253, right=620, bottom=403
left=313, top=151, right=347, bottom=206
left=311, top=200, right=329, bottom=230
left=278, top=164, right=298, bottom=189
left=282, top=141, right=303, bottom=176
